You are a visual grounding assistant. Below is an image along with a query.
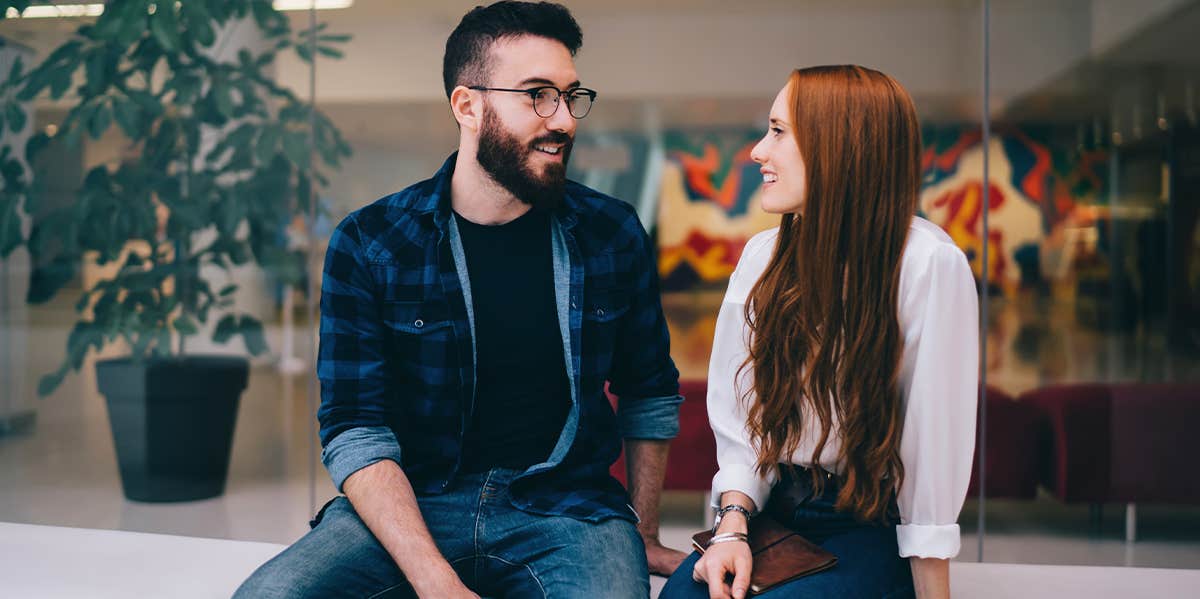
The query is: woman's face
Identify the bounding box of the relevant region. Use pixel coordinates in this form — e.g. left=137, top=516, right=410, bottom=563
left=750, top=83, right=807, bottom=214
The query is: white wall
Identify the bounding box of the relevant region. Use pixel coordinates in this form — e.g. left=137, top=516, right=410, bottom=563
left=1089, top=0, right=1191, bottom=54
left=271, top=1, right=1126, bottom=114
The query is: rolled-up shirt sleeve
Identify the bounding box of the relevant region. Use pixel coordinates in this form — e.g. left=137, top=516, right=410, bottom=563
left=611, top=212, right=682, bottom=440
left=895, top=244, right=979, bottom=559
left=316, top=215, right=402, bottom=491
left=707, top=232, right=777, bottom=511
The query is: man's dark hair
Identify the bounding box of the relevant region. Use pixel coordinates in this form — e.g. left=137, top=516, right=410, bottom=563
left=442, top=1, right=583, bottom=99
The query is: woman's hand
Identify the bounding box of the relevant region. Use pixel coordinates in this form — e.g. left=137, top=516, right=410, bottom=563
left=692, top=539, right=753, bottom=599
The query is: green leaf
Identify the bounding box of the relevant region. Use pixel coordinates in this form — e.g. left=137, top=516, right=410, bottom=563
left=88, top=102, right=112, bottom=139
left=317, top=33, right=352, bottom=43
left=282, top=130, right=308, bottom=165
left=5, top=103, right=26, bottom=133
left=215, top=194, right=243, bottom=237
left=213, top=314, right=239, bottom=344
left=48, top=69, right=73, bottom=100
left=25, top=132, right=51, bottom=163
left=0, top=198, right=22, bottom=258
left=66, top=321, right=102, bottom=369
left=316, top=46, right=344, bottom=59
left=295, top=44, right=313, bottom=63
left=14, top=68, right=46, bottom=101
left=218, top=284, right=238, bottom=297
left=212, top=79, right=235, bottom=119
left=227, top=240, right=251, bottom=265
left=84, top=52, right=108, bottom=96
left=150, top=3, right=181, bottom=52
left=240, top=315, right=269, bottom=355
left=173, top=314, right=199, bottom=336
left=37, top=369, right=67, bottom=398
left=182, top=1, right=216, bottom=47
left=255, top=125, right=280, bottom=164
left=27, top=256, right=78, bottom=304
left=7, top=56, right=24, bottom=86
left=112, top=97, right=141, bottom=138
left=126, top=89, right=163, bottom=117
left=296, top=172, right=312, bottom=213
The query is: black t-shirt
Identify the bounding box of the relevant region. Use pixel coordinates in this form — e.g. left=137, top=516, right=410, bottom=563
left=454, top=208, right=572, bottom=473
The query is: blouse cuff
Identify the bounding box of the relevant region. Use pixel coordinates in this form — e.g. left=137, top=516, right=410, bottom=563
left=710, top=465, right=774, bottom=512
left=896, top=522, right=961, bottom=559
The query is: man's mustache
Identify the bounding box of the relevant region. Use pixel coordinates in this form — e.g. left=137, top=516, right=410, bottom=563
left=530, top=132, right=573, bottom=147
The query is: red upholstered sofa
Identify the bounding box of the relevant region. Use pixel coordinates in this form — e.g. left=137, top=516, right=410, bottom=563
left=608, top=381, right=1046, bottom=501
left=609, top=380, right=717, bottom=491
left=967, top=387, right=1045, bottom=500
left=1022, top=383, right=1200, bottom=505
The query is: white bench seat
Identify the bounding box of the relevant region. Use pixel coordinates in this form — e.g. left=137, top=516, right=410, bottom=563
left=4, top=521, right=1199, bottom=598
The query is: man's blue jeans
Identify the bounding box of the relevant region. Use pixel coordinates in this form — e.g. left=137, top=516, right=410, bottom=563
left=235, top=467, right=649, bottom=598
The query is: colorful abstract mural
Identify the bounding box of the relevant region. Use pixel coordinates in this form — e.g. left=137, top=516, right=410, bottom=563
left=657, top=125, right=1109, bottom=295
left=656, top=131, right=779, bottom=291
left=920, top=125, right=1108, bottom=293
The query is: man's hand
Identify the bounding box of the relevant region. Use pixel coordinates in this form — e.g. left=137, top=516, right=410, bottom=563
left=409, top=566, right=481, bottom=599
left=344, top=461, right=477, bottom=599
left=644, top=534, right=688, bottom=577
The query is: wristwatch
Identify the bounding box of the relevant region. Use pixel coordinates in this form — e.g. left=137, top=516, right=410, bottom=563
left=711, top=504, right=753, bottom=534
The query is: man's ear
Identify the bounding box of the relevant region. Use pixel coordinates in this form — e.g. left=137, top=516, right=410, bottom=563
left=450, top=85, right=482, bottom=131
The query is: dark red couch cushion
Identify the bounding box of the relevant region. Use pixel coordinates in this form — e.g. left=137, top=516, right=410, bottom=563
left=967, top=387, right=1044, bottom=499
left=1108, top=383, right=1200, bottom=503
left=1021, top=383, right=1112, bottom=503
left=609, top=380, right=717, bottom=491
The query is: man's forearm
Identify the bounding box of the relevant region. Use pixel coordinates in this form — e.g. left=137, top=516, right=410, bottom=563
left=624, top=438, right=671, bottom=538
left=342, top=460, right=461, bottom=596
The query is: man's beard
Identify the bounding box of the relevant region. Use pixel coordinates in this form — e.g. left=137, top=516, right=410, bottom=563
left=476, top=106, right=573, bottom=211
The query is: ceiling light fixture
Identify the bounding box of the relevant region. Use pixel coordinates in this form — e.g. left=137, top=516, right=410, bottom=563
left=3, top=0, right=353, bottom=19
left=4, top=4, right=103, bottom=18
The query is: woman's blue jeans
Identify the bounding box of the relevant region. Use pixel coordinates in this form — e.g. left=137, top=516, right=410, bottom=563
left=661, top=468, right=915, bottom=598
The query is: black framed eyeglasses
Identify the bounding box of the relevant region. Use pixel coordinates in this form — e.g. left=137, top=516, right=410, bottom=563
left=468, top=85, right=598, bottom=119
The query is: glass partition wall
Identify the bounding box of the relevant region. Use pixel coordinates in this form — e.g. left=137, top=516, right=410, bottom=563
left=2, top=0, right=1197, bottom=573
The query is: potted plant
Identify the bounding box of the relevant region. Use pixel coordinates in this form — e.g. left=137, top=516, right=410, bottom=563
left=0, top=0, right=351, bottom=501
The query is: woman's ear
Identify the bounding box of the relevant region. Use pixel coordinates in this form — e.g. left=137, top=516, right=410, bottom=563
left=450, top=85, right=481, bottom=132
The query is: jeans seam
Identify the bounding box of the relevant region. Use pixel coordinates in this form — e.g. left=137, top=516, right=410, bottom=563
left=481, top=553, right=547, bottom=599
left=366, top=582, right=412, bottom=599
left=473, top=468, right=497, bottom=584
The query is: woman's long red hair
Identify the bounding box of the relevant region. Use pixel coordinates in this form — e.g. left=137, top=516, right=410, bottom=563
left=743, top=65, right=921, bottom=522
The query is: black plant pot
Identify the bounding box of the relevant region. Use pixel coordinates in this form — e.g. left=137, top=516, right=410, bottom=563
left=96, top=355, right=248, bottom=502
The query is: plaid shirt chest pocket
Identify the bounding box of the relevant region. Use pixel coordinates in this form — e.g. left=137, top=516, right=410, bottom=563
left=376, top=263, right=460, bottom=389
left=581, top=251, right=636, bottom=373
left=382, top=300, right=453, bottom=335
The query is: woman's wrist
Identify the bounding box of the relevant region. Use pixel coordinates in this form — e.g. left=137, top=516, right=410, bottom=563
left=714, top=508, right=750, bottom=534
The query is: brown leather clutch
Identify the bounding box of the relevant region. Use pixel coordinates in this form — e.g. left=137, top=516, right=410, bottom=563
left=691, top=513, right=838, bottom=594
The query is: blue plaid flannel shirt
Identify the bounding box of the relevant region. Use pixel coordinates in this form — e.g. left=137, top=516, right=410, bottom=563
left=317, top=154, right=682, bottom=523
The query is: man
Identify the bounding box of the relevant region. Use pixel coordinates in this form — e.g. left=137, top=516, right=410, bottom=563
left=235, top=2, right=686, bottom=597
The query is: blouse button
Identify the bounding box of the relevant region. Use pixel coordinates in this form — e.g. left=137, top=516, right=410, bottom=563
left=414, top=319, right=424, bottom=328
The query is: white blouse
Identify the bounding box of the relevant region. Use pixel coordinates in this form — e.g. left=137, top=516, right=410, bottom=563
left=707, top=216, right=979, bottom=560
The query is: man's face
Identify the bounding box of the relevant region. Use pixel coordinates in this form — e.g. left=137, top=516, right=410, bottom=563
left=474, top=35, right=580, bottom=210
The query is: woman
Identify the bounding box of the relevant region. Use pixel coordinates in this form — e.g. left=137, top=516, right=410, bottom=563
left=661, top=66, right=978, bottom=599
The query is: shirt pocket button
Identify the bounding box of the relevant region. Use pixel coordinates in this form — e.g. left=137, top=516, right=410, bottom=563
left=414, top=319, right=424, bottom=328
